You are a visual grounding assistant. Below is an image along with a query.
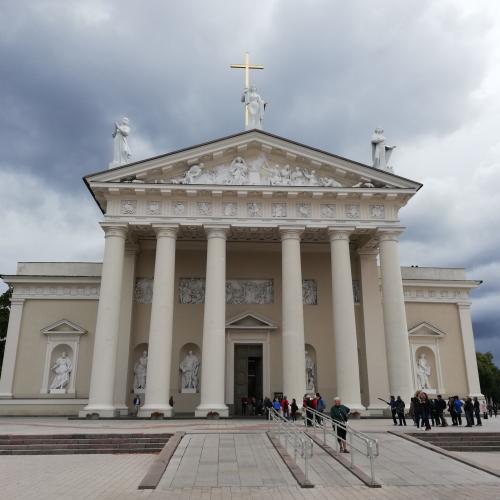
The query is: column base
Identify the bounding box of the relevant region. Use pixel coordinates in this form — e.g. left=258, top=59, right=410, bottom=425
left=78, top=404, right=118, bottom=418
left=344, top=403, right=367, bottom=415
left=114, top=405, right=130, bottom=417
left=0, top=393, right=13, bottom=399
left=365, top=404, right=387, bottom=417
left=138, top=405, right=174, bottom=418
left=195, top=404, right=229, bottom=418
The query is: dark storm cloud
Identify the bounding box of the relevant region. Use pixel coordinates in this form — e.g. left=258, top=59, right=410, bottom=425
left=0, top=1, right=499, bottom=361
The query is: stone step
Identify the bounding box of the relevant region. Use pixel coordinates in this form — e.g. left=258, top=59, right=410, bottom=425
left=442, top=445, right=500, bottom=452
left=0, top=447, right=164, bottom=456
left=0, top=442, right=168, bottom=451
left=0, top=437, right=169, bottom=445
left=0, top=433, right=170, bottom=441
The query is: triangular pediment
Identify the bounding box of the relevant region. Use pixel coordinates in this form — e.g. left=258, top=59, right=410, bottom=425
left=226, top=311, right=278, bottom=330
left=41, top=319, right=87, bottom=336
left=85, top=130, right=422, bottom=191
left=408, top=322, right=446, bottom=337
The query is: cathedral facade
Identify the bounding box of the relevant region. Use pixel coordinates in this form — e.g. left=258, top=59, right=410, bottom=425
left=0, top=130, right=483, bottom=416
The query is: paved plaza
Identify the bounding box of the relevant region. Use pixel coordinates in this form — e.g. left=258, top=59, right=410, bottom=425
left=1, top=417, right=500, bottom=499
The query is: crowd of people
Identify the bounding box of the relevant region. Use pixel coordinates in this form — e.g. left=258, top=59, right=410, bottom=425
left=387, top=391, right=498, bottom=431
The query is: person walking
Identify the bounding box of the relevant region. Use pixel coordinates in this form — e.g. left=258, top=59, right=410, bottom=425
left=330, top=397, right=350, bottom=453
left=464, top=397, right=474, bottom=427
left=396, top=396, right=406, bottom=426
left=304, top=395, right=314, bottom=427
left=316, top=393, right=326, bottom=425
left=290, top=398, right=298, bottom=422
left=419, top=392, right=432, bottom=431
left=272, top=398, right=281, bottom=414
left=435, top=395, right=448, bottom=427
left=473, top=397, right=482, bottom=426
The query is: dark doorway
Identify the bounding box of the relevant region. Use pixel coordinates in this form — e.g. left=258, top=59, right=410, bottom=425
left=234, top=344, right=263, bottom=415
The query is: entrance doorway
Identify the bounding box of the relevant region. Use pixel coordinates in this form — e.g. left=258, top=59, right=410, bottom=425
left=233, top=344, right=263, bottom=415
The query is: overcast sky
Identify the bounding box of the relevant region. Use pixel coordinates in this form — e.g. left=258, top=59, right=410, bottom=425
left=1, top=1, right=499, bottom=364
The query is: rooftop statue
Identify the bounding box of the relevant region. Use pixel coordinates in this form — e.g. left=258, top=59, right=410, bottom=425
left=109, top=117, right=131, bottom=168
left=371, top=128, right=395, bottom=172
left=242, top=85, right=266, bottom=130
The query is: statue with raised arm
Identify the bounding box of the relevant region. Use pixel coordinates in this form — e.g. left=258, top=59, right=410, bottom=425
left=110, top=117, right=131, bottom=168
left=416, top=352, right=431, bottom=389
left=242, top=85, right=266, bottom=130
left=305, top=350, right=315, bottom=392
left=371, top=128, right=395, bottom=171
left=49, top=351, right=72, bottom=390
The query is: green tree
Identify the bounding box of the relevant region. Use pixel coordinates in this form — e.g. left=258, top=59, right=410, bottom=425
left=0, top=287, right=12, bottom=374
left=476, top=351, right=500, bottom=403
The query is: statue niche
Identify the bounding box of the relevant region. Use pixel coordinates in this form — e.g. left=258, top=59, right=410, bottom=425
left=179, top=343, right=201, bottom=394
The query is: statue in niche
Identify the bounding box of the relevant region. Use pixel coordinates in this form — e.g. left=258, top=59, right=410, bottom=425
left=110, top=117, right=131, bottom=168
left=242, top=84, right=266, bottom=130
left=227, top=156, right=248, bottom=185
left=305, top=350, right=315, bottom=392
left=180, top=351, right=200, bottom=392
left=416, top=352, right=432, bottom=390
left=133, top=351, right=148, bottom=392
left=49, top=351, right=72, bottom=391
left=302, top=280, right=317, bottom=305
left=371, top=128, right=396, bottom=171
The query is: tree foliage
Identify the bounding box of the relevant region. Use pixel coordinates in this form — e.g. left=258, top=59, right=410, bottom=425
left=476, top=351, right=500, bottom=402
left=0, top=287, right=13, bottom=373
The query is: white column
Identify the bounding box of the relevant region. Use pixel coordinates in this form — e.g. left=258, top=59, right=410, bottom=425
left=358, top=249, right=389, bottom=414
left=196, top=225, right=229, bottom=417
left=329, top=228, right=363, bottom=410
left=458, top=302, right=483, bottom=397
left=280, top=227, right=307, bottom=406
left=113, top=241, right=138, bottom=415
left=80, top=223, right=127, bottom=417
left=0, top=297, right=25, bottom=397
left=378, top=230, right=414, bottom=400
left=140, top=225, right=178, bottom=417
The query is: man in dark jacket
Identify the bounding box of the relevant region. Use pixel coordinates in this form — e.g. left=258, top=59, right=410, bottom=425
left=330, top=397, right=350, bottom=453
left=464, top=398, right=474, bottom=427
left=473, top=397, right=482, bottom=426
left=389, top=395, right=398, bottom=425
left=435, top=395, right=448, bottom=427
left=395, top=396, right=406, bottom=426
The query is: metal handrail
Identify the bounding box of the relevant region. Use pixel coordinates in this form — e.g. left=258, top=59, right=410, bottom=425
left=268, top=407, right=314, bottom=482
left=303, top=406, right=379, bottom=485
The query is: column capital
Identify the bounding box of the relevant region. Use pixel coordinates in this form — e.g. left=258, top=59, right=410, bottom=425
left=204, top=225, right=230, bottom=240
left=377, top=227, right=405, bottom=242
left=279, top=226, right=305, bottom=241
left=100, top=223, right=128, bottom=239
left=457, top=301, right=472, bottom=309
left=153, top=224, right=179, bottom=239
left=9, top=297, right=25, bottom=306
left=328, top=226, right=355, bottom=242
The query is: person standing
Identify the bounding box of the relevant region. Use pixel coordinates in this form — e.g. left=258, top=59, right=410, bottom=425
left=473, top=397, right=482, bottom=426
left=464, top=397, right=474, bottom=427
left=133, top=394, right=141, bottom=416
left=419, top=392, right=432, bottom=431
left=281, top=396, right=290, bottom=419
left=448, top=397, right=457, bottom=425
left=305, top=395, right=314, bottom=427
left=330, top=397, right=350, bottom=453
left=396, top=396, right=406, bottom=426
left=453, top=396, right=463, bottom=426
left=435, top=395, right=447, bottom=427
left=316, top=393, right=326, bottom=425
left=290, top=398, right=298, bottom=422
left=412, top=391, right=423, bottom=428
left=389, top=395, right=398, bottom=425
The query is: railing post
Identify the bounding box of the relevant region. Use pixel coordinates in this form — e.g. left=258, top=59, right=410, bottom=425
left=349, top=431, right=354, bottom=467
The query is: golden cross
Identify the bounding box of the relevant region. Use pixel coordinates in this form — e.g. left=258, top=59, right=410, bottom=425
left=230, top=52, right=264, bottom=127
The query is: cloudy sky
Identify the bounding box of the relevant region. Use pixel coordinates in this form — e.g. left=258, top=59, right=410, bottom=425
left=1, top=1, right=499, bottom=363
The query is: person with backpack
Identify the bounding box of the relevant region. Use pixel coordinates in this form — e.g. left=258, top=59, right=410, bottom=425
left=330, top=397, right=350, bottom=453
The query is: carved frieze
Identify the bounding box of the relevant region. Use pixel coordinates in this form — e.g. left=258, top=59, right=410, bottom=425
left=146, top=200, right=161, bottom=215
left=179, top=278, right=205, bottom=304
left=302, top=279, right=317, bottom=305
left=272, top=203, right=287, bottom=217
left=222, top=202, right=237, bottom=217
left=369, top=204, right=385, bottom=219
left=197, top=202, right=212, bottom=216
left=247, top=202, right=263, bottom=217
left=134, top=278, right=154, bottom=304
left=345, top=204, right=360, bottom=219
left=226, top=280, right=273, bottom=304
left=120, top=200, right=137, bottom=215
left=320, top=204, right=336, bottom=219
left=173, top=201, right=186, bottom=216
left=296, top=203, right=312, bottom=218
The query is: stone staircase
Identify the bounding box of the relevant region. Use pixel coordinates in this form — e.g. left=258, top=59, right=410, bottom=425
left=409, top=432, right=500, bottom=452
left=0, top=433, right=171, bottom=455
